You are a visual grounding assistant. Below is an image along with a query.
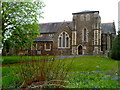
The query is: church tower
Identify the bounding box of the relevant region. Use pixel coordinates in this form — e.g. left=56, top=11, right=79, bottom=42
left=72, top=11, right=101, bottom=55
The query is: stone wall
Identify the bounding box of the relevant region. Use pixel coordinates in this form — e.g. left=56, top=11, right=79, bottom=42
left=72, top=12, right=101, bottom=55
left=53, top=22, right=72, bottom=55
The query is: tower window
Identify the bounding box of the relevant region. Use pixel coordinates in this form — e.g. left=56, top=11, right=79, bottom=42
left=94, top=30, right=98, bottom=45
left=72, top=32, right=76, bottom=45
left=84, top=29, right=87, bottom=41
left=81, top=15, right=84, bottom=21
left=82, top=28, right=88, bottom=42
left=86, top=14, right=90, bottom=21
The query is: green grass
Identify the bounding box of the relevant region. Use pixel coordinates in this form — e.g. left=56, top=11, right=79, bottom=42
left=2, top=56, right=56, bottom=64
left=2, top=65, right=21, bottom=88
left=1, top=56, right=120, bottom=89
left=59, top=56, right=119, bottom=73
left=66, top=72, right=119, bottom=88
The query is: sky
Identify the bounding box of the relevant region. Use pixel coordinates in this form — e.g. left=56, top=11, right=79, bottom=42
left=118, top=1, right=120, bottom=30
left=39, top=0, right=119, bottom=31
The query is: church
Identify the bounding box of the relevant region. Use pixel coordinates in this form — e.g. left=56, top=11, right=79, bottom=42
left=30, top=11, right=116, bottom=56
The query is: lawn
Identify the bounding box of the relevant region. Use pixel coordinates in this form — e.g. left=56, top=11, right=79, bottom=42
left=1, top=56, right=120, bottom=89
left=2, top=55, right=56, bottom=64
left=60, top=56, right=119, bottom=73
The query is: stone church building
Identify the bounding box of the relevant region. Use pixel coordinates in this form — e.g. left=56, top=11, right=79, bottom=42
left=30, top=11, right=116, bottom=56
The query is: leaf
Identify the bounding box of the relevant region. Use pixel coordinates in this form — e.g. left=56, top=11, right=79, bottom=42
left=2, top=1, right=45, bottom=53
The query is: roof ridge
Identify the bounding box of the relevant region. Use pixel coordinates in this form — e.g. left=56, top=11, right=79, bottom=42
left=72, top=11, right=99, bottom=15
left=39, top=21, right=72, bottom=24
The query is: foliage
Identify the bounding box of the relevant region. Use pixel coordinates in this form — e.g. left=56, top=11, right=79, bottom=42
left=66, top=72, right=120, bottom=88
left=1, top=1, right=45, bottom=55
left=0, top=2, right=2, bottom=49
left=2, top=56, right=57, bottom=64
left=111, top=31, right=120, bottom=60
left=19, top=58, right=72, bottom=88
left=1, top=0, right=33, bottom=1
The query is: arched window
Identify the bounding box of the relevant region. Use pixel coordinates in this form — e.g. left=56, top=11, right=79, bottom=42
left=63, top=32, right=65, bottom=47
left=84, top=29, right=87, bottom=41
left=86, top=14, right=90, bottom=21
left=82, top=28, right=88, bottom=42
left=58, top=32, right=70, bottom=48
left=66, top=37, right=69, bottom=47
left=81, top=15, right=84, bottom=21
left=59, top=37, right=62, bottom=47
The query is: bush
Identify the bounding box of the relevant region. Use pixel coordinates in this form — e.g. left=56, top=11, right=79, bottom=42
left=2, top=56, right=73, bottom=89
left=18, top=57, right=73, bottom=88
left=111, top=31, right=120, bottom=60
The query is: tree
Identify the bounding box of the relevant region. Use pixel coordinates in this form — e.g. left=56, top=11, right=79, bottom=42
left=1, top=1, right=45, bottom=55
left=111, top=31, right=120, bottom=60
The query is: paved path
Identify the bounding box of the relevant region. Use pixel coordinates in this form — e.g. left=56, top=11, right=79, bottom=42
left=50, top=55, right=93, bottom=61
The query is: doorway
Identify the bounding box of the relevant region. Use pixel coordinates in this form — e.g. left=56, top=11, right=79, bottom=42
left=78, top=45, right=82, bottom=55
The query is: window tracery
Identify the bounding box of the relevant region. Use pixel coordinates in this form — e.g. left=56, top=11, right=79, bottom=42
left=58, top=32, right=70, bottom=48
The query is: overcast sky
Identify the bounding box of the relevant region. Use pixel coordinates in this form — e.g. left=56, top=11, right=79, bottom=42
left=118, top=1, right=120, bottom=30
left=39, top=0, right=119, bottom=31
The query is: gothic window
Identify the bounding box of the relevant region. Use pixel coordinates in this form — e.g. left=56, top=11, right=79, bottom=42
left=72, top=32, right=75, bottom=45
left=95, top=31, right=98, bottom=44
left=81, top=15, right=84, bottom=21
left=86, top=14, right=90, bottom=21
left=95, top=17, right=97, bottom=28
left=59, top=37, right=62, bottom=47
left=82, top=28, right=88, bottom=42
left=84, top=29, right=87, bottom=41
left=58, top=32, right=70, bottom=48
left=63, top=32, right=65, bottom=47
left=94, top=30, right=98, bottom=45
left=66, top=37, right=69, bottom=47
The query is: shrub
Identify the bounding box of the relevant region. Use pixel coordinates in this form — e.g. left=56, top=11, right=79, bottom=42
left=18, top=56, right=73, bottom=88
left=111, top=31, right=120, bottom=60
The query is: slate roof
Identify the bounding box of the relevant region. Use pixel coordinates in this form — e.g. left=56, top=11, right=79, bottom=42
left=72, top=11, right=99, bottom=15
left=39, top=21, right=73, bottom=34
left=35, top=36, right=53, bottom=42
left=101, top=23, right=116, bottom=34
left=36, top=22, right=115, bottom=41
left=39, top=22, right=115, bottom=34
left=39, top=22, right=62, bottom=34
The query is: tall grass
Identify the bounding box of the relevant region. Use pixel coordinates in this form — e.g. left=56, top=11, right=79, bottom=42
left=17, top=56, right=73, bottom=88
